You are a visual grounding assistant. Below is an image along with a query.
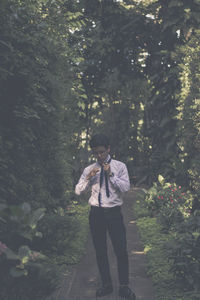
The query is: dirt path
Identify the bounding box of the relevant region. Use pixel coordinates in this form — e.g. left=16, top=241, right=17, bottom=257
left=47, top=188, right=155, bottom=300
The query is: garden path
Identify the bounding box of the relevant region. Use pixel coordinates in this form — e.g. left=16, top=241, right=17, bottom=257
left=46, top=187, right=155, bottom=300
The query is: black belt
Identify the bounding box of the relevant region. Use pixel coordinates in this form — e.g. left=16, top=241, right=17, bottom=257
left=91, top=205, right=121, bottom=212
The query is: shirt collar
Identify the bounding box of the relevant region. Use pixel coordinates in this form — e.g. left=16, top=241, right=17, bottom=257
left=97, top=154, right=111, bottom=167
left=105, top=154, right=111, bottom=163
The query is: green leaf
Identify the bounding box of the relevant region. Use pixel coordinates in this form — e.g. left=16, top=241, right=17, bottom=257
left=168, top=0, right=183, bottom=8
left=158, top=174, right=165, bottom=185
left=18, top=246, right=31, bottom=259
left=4, top=248, right=19, bottom=260
left=10, top=267, right=28, bottom=278
left=29, top=208, right=46, bottom=228
left=21, top=203, right=31, bottom=214
left=35, top=231, right=43, bottom=238
left=20, top=232, right=32, bottom=240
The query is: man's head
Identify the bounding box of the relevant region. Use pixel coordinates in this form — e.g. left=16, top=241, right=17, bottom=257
left=89, top=134, right=110, bottom=164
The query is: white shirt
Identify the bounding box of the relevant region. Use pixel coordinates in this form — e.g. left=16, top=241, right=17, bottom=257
left=75, top=156, right=130, bottom=207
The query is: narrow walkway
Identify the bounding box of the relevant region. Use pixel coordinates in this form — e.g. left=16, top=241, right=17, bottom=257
left=47, top=188, right=155, bottom=300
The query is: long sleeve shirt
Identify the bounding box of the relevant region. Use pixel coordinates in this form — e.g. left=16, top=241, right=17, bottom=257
left=75, top=157, right=130, bottom=207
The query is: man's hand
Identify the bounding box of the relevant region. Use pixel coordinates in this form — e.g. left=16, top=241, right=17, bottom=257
left=103, top=163, right=111, bottom=175
left=86, top=167, right=100, bottom=180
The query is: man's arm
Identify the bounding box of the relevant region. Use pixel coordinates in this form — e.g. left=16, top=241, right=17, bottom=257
left=75, top=167, right=100, bottom=195
left=109, top=163, right=130, bottom=193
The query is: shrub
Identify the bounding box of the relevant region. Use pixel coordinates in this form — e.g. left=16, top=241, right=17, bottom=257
left=134, top=188, right=200, bottom=299
left=0, top=251, right=59, bottom=300
left=145, top=175, right=193, bottom=232
left=166, top=212, right=200, bottom=291
left=0, top=202, right=59, bottom=300
left=35, top=201, right=89, bottom=264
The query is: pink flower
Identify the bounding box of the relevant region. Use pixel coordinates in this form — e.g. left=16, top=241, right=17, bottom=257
left=179, top=186, right=181, bottom=189
left=161, top=196, right=163, bottom=199
left=30, top=252, right=40, bottom=260
left=158, top=196, right=160, bottom=199
left=0, top=241, right=7, bottom=255
left=170, top=199, right=174, bottom=203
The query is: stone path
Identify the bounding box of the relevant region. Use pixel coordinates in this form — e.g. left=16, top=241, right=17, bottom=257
left=47, top=188, right=155, bottom=300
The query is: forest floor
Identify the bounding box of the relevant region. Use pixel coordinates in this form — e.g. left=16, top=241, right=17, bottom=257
left=46, top=187, right=155, bottom=300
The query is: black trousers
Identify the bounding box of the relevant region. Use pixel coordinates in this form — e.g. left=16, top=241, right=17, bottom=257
left=89, top=206, right=129, bottom=286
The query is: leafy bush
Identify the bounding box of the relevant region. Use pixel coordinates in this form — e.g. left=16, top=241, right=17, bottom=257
left=0, top=1, right=84, bottom=298
left=35, top=201, right=89, bottom=265
left=136, top=217, right=176, bottom=300
left=134, top=188, right=200, bottom=300
left=0, top=202, right=59, bottom=300
left=0, top=199, right=89, bottom=299
left=0, top=201, right=46, bottom=273
left=145, top=175, right=193, bottom=232
left=166, top=212, right=200, bottom=292
left=0, top=252, right=59, bottom=300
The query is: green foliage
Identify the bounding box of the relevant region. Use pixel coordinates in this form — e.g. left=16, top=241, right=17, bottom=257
left=166, top=212, right=200, bottom=291
left=74, top=0, right=200, bottom=193
left=136, top=217, right=176, bottom=299
left=0, top=202, right=57, bottom=300
left=0, top=202, right=45, bottom=241
left=0, top=201, right=46, bottom=274
left=0, top=0, right=87, bottom=299
left=0, top=253, right=59, bottom=300
left=0, top=0, right=73, bottom=210
left=144, top=175, right=193, bottom=232
left=174, top=29, right=200, bottom=198
left=133, top=188, right=150, bottom=219
left=134, top=188, right=200, bottom=299
left=1, top=0, right=200, bottom=298
left=0, top=200, right=89, bottom=300
left=36, top=202, right=89, bottom=265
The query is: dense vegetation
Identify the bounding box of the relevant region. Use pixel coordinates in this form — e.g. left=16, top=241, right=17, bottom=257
left=134, top=179, right=200, bottom=299
left=0, top=0, right=199, bottom=299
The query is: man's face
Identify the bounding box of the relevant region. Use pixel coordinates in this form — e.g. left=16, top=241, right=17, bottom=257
left=92, top=145, right=110, bottom=164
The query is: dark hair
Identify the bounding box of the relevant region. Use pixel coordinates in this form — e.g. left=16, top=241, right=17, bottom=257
left=89, top=134, right=110, bottom=149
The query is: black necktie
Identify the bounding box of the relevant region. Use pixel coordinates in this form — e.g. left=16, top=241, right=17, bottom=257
left=98, top=157, right=112, bottom=207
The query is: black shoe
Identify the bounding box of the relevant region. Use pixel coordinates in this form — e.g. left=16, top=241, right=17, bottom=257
left=118, top=286, right=136, bottom=300
left=96, top=285, right=113, bottom=297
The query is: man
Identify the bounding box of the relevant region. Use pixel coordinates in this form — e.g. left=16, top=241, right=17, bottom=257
left=75, top=134, right=136, bottom=300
